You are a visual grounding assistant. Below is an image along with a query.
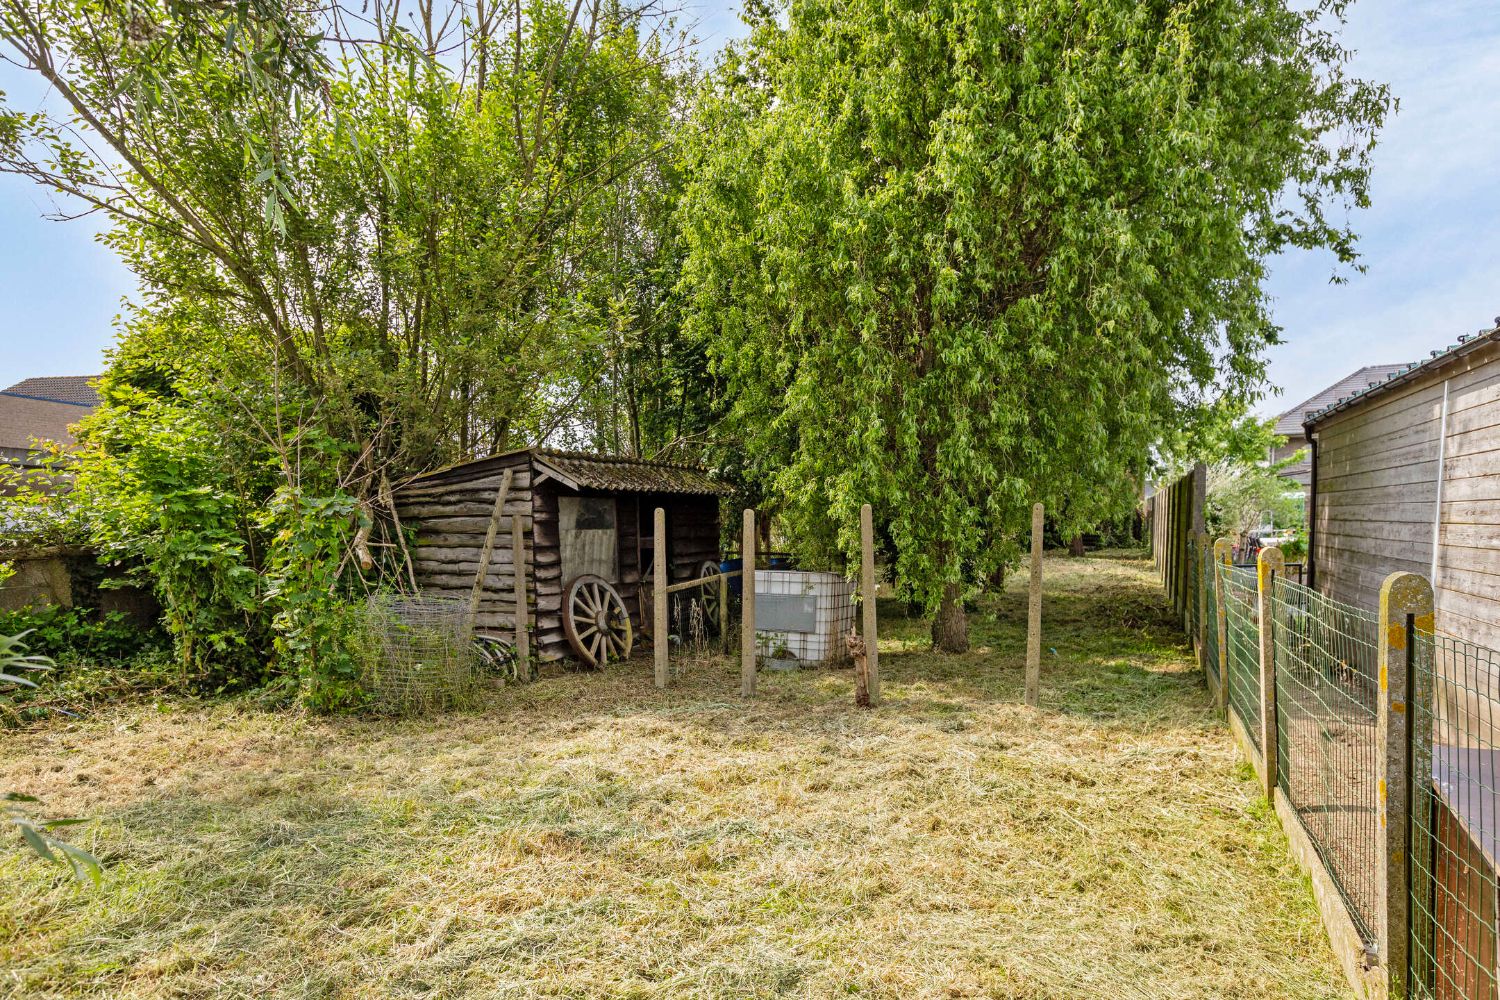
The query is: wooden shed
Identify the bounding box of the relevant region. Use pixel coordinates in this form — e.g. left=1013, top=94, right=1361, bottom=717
left=1305, top=321, right=1500, bottom=648
left=1306, top=322, right=1500, bottom=992
left=393, top=449, right=728, bottom=665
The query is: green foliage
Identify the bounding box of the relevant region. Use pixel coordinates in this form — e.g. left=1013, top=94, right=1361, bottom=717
left=679, top=0, right=1391, bottom=643
left=0, top=629, right=53, bottom=689
left=3, top=792, right=101, bottom=886
left=78, top=379, right=270, bottom=688
left=0, top=2, right=698, bottom=706
left=1156, top=398, right=1291, bottom=478
left=1205, top=451, right=1305, bottom=543
left=261, top=486, right=366, bottom=711
left=0, top=606, right=167, bottom=667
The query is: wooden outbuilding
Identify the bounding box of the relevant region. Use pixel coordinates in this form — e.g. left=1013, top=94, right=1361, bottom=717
left=1305, top=322, right=1500, bottom=992
left=393, top=448, right=728, bottom=665
left=1305, top=321, right=1500, bottom=647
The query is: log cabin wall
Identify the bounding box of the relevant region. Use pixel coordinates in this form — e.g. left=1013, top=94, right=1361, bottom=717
left=393, top=451, right=536, bottom=638
left=660, top=494, right=722, bottom=580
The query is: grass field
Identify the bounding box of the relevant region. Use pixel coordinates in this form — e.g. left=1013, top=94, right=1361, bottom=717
left=0, top=552, right=1351, bottom=999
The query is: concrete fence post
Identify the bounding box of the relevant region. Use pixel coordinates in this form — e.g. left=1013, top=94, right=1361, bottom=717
left=740, top=509, right=757, bottom=698
left=1213, top=537, right=1232, bottom=716
left=1257, top=546, right=1284, bottom=800
left=1377, top=571, right=1434, bottom=996
left=1025, top=502, right=1044, bottom=708
left=860, top=503, right=880, bottom=706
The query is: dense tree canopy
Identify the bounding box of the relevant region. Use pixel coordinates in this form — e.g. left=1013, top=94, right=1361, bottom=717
left=0, top=0, right=711, bottom=698
left=678, top=0, right=1391, bottom=648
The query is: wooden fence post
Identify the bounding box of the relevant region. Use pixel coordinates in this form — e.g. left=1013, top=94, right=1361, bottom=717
left=741, top=509, right=756, bottom=698
left=1377, top=570, right=1434, bottom=995
left=718, top=569, right=730, bottom=654
left=1257, top=545, right=1284, bottom=800
left=1195, top=531, right=1209, bottom=665
left=512, top=513, right=529, bottom=681
left=1214, top=537, right=1232, bottom=716
left=1025, top=502, right=1044, bottom=708
left=861, top=503, right=880, bottom=706
left=654, top=507, right=668, bottom=689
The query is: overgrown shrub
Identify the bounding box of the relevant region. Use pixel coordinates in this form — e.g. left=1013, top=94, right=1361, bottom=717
left=0, top=606, right=168, bottom=667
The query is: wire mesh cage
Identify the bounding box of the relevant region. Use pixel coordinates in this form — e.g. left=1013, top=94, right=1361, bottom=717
left=1270, top=575, right=1383, bottom=946
left=356, top=595, right=481, bottom=714
left=752, top=570, right=857, bottom=668
left=1411, top=630, right=1500, bottom=1000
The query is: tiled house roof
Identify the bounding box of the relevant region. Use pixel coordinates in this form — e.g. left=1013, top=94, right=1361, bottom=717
left=1, top=375, right=101, bottom=407
left=1273, top=364, right=1409, bottom=438
left=0, top=375, right=101, bottom=463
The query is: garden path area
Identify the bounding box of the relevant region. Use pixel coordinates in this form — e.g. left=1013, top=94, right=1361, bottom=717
left=1, top=552, right=1351, bottom=999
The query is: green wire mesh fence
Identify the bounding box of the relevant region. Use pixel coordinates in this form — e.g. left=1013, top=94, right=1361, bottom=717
left=1222, top=565, right=1262, bottom=751
left=1192, top=546, right=1500, bottom=999
left=1270, top=575, right=1383, bottom=946
left=1410, top=629, right=1500, bottom=1000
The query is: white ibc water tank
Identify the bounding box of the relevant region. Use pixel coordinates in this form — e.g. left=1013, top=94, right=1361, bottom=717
left=752, top=570, right=857, bottom=666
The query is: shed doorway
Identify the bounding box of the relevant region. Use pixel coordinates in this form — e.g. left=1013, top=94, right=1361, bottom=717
left=560, top=496, right=619, bottom=585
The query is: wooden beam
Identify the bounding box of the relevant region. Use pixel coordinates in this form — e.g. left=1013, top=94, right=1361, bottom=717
left=468, top=468, right=514, bottom=621
left=653, top=506, right=667, bottom=688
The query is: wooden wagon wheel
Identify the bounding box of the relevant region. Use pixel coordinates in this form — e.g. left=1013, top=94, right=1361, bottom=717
left=562, top=574, right=633, bottom=669
left=696, top=559, right=722, bottom=634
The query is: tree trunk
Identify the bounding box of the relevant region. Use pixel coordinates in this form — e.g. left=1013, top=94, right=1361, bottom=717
left=1069, top=534, right=1086, bottom=557
left=931, top=582, right=969, bottom=652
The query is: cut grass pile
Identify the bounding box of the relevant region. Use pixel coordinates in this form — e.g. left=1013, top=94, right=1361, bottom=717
left=0, top=552, right=1351, bottom=999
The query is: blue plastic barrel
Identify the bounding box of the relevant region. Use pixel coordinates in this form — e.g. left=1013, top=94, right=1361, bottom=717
left=721, top=557, right=743, bottom=595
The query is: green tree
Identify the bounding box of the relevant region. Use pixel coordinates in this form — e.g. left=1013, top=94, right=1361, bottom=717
left=0, top=1, right=696, bottom=700
left=679, top=0, right=1390, bottom=650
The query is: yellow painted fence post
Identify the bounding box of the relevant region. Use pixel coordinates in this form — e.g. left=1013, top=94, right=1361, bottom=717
left=1377, top=571, right=1434, bottom=997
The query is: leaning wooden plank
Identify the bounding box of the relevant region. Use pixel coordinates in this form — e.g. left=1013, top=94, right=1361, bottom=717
left=468, top=469, right=514, bottom=619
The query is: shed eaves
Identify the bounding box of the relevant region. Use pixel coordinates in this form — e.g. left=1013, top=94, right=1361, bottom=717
left=412, top=447, right=729, bottom=496
left=533, top=450, right=729, bottom=495
left=1305, top=320, right=1500, bottom=427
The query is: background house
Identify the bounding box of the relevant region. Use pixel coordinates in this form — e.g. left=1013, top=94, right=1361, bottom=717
left=1273, top=363, right=1408, bottom=489
left=0, top=375, right=100, bottom=473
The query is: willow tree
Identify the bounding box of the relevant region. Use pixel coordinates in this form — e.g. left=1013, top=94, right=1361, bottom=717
left=679, top=0, right=1390, bottom=650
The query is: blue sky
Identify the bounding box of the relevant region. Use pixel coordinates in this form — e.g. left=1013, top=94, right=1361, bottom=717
left=3, top=0, right=1497, bottom=425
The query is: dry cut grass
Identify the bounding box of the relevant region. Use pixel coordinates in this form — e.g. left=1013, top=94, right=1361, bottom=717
left=0, top=552, right=1351, bottom=999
